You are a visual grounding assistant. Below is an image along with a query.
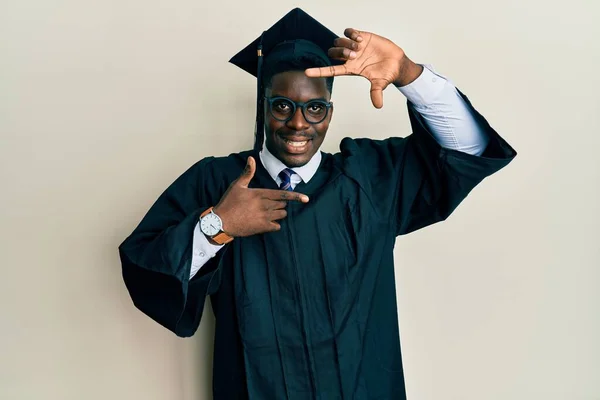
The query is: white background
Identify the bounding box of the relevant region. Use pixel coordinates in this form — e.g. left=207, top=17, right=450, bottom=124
left=1, top=0, right=598, bottom=399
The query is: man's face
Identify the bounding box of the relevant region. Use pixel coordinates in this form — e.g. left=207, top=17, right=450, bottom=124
left=264, top=71, right=333, bottom=168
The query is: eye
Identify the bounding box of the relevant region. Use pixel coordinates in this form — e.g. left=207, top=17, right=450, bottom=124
left=306, top=102, right=326, bottom=115
left=272, top=99, right=293, bottom=114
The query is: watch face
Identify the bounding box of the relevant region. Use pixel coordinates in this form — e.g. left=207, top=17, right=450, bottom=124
left=200, top=213, right=222, bottom=236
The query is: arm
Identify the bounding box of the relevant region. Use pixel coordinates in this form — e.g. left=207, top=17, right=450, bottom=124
left=396, top=65, right=490, bottom=156
left=313, top=29, right=516, bottom=236
left=339, top=91, right=516, bottom=236
left=120, top=156, right=310, bottom=336
left=119, top=157, right=227, bottom=337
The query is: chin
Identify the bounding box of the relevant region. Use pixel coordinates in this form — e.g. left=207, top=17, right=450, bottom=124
left=278, top=153, right=311, bottom=168
left=282, top=158, right=309, bottom=168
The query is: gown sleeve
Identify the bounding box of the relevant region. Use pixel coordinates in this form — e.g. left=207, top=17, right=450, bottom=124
left=340, top=89, right=517, bottom=236
left=118, top=157, right=228, bottom=337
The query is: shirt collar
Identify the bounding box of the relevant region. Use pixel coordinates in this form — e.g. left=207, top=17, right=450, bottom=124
left=259, top=140, right=322, bottom=184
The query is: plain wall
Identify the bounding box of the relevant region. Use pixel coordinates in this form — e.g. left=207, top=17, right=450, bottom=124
left=1, top=0, right=598, bottom=399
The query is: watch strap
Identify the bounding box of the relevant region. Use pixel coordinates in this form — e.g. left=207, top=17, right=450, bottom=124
left=200, top=207, right=213, bottom=218
left=212, top=231, right=234, bottom=245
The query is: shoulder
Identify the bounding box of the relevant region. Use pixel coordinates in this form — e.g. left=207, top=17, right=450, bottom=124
left=169, top=150, right=252, bottom=195
left=186, top=149, right=252, bottom=179
left=333, top=136, right=410, bottom=163
left=325, top=136, right=412, bottom=190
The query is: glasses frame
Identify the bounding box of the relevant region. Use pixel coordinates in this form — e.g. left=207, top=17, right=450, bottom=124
left=264, top=96, right=333, bottom=124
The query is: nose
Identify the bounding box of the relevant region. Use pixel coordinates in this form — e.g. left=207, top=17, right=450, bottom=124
left=286, top=106, right=309, bottom=131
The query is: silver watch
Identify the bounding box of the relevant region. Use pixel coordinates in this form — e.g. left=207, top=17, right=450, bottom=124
left=200, top=209, right=224, bottom=237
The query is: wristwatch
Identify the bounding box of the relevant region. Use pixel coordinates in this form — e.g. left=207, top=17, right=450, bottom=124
left=199, top=207, right=234, bottom=245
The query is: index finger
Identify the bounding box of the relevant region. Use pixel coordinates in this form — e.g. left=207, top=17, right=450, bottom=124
left=305, top=64, right=350, bottom=78
left=259, top=189, right=310, bottom=203
left=343, top=28, right=363, bottom=42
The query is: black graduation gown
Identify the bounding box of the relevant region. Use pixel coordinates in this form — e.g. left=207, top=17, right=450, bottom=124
left=119, top=92, right=516, bottom=400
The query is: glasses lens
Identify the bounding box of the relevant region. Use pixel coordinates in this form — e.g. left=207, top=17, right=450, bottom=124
left=270, top=98, right=294, bottom=121
left=303, top=101, right=328, bottom=123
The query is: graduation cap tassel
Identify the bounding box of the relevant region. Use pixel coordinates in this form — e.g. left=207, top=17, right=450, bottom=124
left=254, top=33, right=266, bottom=151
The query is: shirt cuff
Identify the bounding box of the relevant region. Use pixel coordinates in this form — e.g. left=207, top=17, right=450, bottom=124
left=396, top=64, right=449, bottom=107
left=190, top=222, right=224, bottom=279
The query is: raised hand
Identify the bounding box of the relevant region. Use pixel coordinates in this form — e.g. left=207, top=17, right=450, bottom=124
left=213, top=157, right=309, bottom=237
left=305, top=28, right=423, bottom=109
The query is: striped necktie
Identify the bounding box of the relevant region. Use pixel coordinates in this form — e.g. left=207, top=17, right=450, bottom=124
left=278, top=168, right=296, bottom=191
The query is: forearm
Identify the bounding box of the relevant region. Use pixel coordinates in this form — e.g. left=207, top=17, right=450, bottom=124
left=396, top=65, right=490, bottom=156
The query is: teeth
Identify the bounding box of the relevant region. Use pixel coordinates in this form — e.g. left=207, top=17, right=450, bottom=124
left=285, top=140, right=307, bottom=147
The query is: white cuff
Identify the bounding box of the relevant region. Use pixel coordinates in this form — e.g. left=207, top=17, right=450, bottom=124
left=397, top=64, right=450, bottom=107
left=190, top=222, right=224, bottom=279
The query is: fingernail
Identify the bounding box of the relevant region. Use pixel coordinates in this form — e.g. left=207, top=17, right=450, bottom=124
left=356, top=36, right=363, bottom=42
left=349, top=51, right=357, bottom=59
left=303, top=196, right=310, bottom=203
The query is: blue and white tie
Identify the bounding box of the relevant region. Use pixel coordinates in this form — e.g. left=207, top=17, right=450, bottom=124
left=278, top=168, right=296, bottom=191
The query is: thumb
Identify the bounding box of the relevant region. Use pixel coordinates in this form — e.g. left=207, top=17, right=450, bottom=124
left=237, top=156, right=256, bottom=187
left=370, top=82, right=385, bottom=109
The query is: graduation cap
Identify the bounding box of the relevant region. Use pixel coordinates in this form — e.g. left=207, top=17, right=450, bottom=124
left=229, top=8, right=343, bottom=150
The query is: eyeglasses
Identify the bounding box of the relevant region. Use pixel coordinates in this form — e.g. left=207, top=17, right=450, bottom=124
left=264, top=96, right=332, bottom=124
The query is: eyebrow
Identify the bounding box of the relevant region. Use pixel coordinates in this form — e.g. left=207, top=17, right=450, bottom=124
left=270, top=95, right=329, bottom=102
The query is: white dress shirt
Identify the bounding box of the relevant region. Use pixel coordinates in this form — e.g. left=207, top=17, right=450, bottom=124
left=189, top=65, right=490, bottom=279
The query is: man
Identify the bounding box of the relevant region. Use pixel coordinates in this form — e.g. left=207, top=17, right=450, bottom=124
left=119, top=8, right=516, bottom=399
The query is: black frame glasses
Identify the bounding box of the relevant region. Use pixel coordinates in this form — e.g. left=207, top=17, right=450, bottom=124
left=264, top=96, right=332, bottom=124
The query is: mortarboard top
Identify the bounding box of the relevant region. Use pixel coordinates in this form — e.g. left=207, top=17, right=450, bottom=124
left=229, top=8, right=343, bottom=150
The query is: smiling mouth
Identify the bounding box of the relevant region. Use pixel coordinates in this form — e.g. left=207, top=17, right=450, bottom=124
left=280, top=136, right=312, bottom=154
left=284, top=139, right=308, bottom=147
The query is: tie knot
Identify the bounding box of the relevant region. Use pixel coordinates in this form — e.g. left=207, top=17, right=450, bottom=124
left=278, top=168, right=296, bottom=191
